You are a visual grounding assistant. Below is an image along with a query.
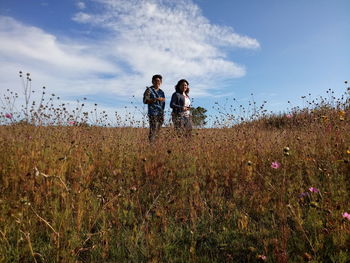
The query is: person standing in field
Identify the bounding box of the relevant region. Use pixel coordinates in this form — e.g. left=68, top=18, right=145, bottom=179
left=170, top=79, right=192, bottom=137
left=143, top=74, right=166, bottom=142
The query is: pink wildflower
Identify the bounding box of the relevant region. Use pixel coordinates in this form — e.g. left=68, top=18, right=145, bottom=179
left=299, top=192, right=309, bottom=198
left=4, top=113, right=13, bottom=119
left=342, top=212, right=350, bottom=221
left=68, top=121, right=75, bottom=125
left=256, top=254, right=267, bottom=261
left=271, top=161, right=281, bottom=169
left=308, top=187, right=320, bottom=193
left=286, top=114, right=293, bottom=119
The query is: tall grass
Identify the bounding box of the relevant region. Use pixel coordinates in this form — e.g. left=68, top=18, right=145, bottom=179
left=0, top=74, right=349, bottom=262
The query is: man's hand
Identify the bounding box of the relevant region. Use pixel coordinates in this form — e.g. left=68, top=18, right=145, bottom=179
left=145, top=97, right=165, bottom=104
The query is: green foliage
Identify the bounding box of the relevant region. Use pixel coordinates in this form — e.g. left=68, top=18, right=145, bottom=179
left=190, top=106, right=207, bottom=128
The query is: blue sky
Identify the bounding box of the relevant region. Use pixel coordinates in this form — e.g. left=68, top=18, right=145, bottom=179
left=0, top=0, right=349, bottom=125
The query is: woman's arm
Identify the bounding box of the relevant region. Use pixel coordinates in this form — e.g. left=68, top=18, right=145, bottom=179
left=170, top=93, right=183, bottom=109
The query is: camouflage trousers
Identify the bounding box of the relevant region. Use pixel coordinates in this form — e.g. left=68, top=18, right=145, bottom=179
left=148, top=115, right=164, bottom=142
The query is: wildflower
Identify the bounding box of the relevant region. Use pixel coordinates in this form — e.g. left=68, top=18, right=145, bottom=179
left=303, top=252, right=312, bottom=261
left=342, top=212, right=350, bottom=221
left=346, top=148, right=350, bottom=155
left=271, top=161, right=281, bottom=169
left=309, top=187, right=320, bottom=193
left=310, top=201, right=319, bottom=208
left=338, top=110, right=345, bottom=117
left=299, top=192, right=309, bottom=198
left=286, top=114, right=293, bottom=119
left=320, top=115, right=328, bottom=122
left=256, top=254, right=267, bottom=261
left=338, top=110, right=345, bottom=121
left=283, top=147, right=290, bottom=156
left=4, top=113, right=13, bottom=119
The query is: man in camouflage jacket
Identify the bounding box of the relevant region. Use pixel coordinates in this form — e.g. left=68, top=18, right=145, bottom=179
left=143, top=75, right=166, bottom=142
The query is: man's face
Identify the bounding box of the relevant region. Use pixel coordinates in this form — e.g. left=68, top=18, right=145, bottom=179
left=152, top=78, right=162, bottom=88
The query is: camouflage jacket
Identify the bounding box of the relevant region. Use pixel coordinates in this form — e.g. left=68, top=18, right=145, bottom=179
left=143, top=86, right=165, bottom=116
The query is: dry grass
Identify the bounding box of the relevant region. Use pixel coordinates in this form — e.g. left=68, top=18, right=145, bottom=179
left=0, top=76, right=350, bottom=262
left=0, top=108, right=349, bottom=262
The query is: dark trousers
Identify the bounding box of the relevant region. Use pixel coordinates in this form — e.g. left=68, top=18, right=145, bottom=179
left=172, top=114, right=192, bottom=137
left=148, top=115, right=164, bottom=142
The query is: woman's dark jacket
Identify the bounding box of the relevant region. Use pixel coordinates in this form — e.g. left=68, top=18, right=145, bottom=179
left=170, top=92, right=187, bottom=114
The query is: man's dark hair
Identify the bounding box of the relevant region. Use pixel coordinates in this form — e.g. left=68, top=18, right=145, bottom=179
left=152, top=74, right=162, bottom=82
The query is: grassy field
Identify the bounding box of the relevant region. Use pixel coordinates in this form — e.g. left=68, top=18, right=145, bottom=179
left=1, top=85, right=350, bottom=262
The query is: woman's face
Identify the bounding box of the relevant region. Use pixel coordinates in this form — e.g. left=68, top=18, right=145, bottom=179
left=181, top=82, right=188, bottom=93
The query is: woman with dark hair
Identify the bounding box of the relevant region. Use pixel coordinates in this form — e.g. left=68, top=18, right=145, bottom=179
left=170, top=79, right=192, bottom=136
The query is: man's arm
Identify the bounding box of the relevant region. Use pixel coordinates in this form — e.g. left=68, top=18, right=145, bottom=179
left=143, top=88, right=154, bottom=104
left=143, top=88, right=165, bottom=104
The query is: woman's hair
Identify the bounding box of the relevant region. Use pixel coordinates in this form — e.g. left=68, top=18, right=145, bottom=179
left=175, top=79, right=190, bottom=95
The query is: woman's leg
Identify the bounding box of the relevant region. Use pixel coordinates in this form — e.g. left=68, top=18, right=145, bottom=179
left=183, top=116, right=192, bottom=137
left=172, top=114, right=181, bottom=131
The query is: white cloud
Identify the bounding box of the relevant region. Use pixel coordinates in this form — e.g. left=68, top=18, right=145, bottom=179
left=76, top=1, right=86, bottom=10
left=0, top=0, right=260, bottom=114
left=0, top=16, right=123, bottom=99
left=0, top=16, right=117, bottom=76
left=71, top=0, right=259, bottom=94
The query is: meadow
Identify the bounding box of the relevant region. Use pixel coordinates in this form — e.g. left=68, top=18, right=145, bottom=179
left=0, top=76, right=349, bottom=262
